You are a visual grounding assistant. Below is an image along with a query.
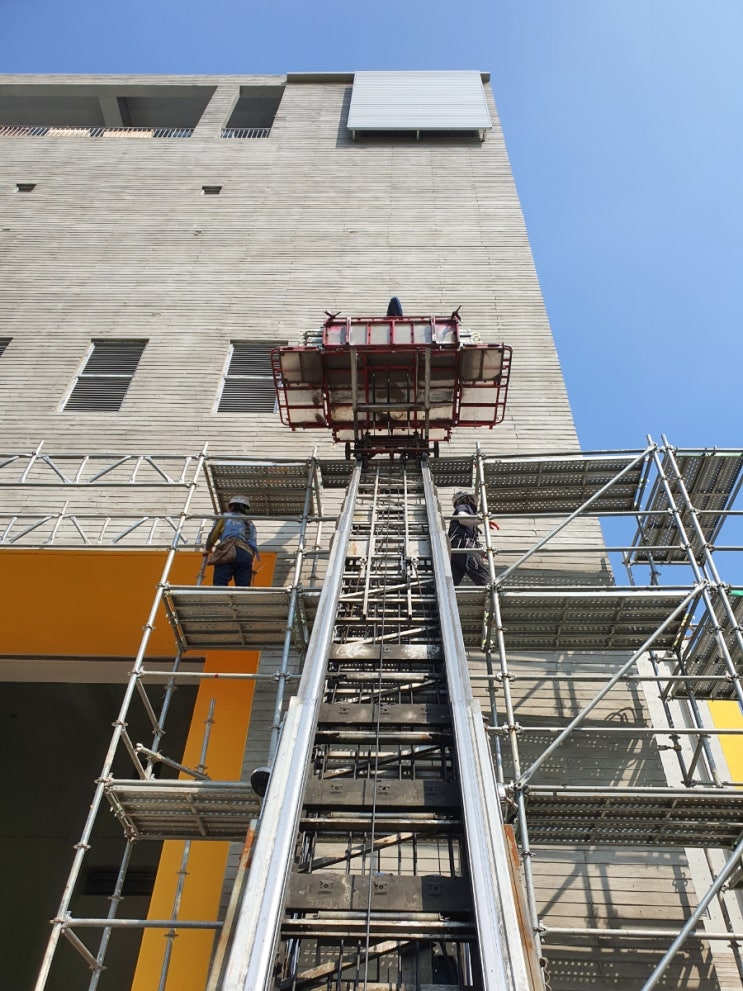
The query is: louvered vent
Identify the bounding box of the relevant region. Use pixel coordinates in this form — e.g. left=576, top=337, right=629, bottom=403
left=65, top=340, right=147, bottom=412
left=0, top=338, right=11, bottom=357
left=218, top=340, right=283, bottom=413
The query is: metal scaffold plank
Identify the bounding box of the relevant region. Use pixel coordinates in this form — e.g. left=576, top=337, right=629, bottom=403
left=675, top=587, right=743, bottom=698
left=518, top=786, right=743, bottom=847
left=632, top=449, right=743, bottom=563
left=319, top=460, right=355, bottom=488
left=206, top=459, right=316, bottom=516
left=163, top=586, right=302, bottom=650
left=496, top=587, right=694, bottom=651
left=105, top=780, right=260, bottom=840
left=483, top=451, right=649, bottom=515
left=428, top=456, right=475, bottom=487
left=452, top=588, right=490, bottom=648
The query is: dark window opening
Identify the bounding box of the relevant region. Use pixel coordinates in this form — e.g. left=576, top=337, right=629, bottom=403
left=84, top=866, right=157, bottom=898
left=16, top=182, right=36, bottom=192
left=0, top=85, right=215, bottom=133
left=202, top=185, right=222, bottom=195
left=222, top=85, right=284, bottom=138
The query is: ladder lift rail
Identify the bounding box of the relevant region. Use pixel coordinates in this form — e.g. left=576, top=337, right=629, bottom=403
left=218, top=464, right=363, bottom=991
left=421, top=461, right=534, bottom=989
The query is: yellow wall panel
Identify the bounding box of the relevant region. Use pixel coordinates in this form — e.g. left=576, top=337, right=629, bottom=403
left=710, top=700, right=743, bottom=784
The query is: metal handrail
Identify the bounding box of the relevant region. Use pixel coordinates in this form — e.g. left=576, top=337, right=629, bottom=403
left=220, top=127, right=271, bottom=139
left=0, top=124, right=193, bottom=139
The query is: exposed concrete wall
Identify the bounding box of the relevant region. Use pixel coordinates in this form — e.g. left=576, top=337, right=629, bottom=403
left=0, top=74, right=573, bottom=460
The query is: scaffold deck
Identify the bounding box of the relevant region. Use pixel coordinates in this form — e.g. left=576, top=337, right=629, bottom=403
left=483, top=452, right=648, bottom=515
left=105, top=780, right=260, bottom=840
left=518, top=786, right=743, bottom=847
left=632, top=450, right=743, bottom=564
left=206, top=459, right=316, bottom=516
left=163, top=586, right=302, bottom=650
left=495, top=587, right=694, bottom=651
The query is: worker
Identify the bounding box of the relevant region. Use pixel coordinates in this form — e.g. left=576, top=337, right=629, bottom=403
left=448, top=490, right=490, bottom=586
left=204, top=494, right=260, bottom=587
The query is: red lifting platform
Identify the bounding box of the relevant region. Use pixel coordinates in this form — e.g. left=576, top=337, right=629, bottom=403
left=272, top=311, right=512, bottom=457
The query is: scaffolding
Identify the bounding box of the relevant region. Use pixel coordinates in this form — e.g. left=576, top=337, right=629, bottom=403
left=4, top=435, right=739, bottom=990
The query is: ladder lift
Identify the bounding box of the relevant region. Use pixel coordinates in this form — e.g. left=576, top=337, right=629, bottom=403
left=214, top=311, right=542, bottom=990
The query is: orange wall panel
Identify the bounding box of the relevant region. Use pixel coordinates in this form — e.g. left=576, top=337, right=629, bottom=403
left=1, top=548, right=276, bottom=658
left=0, top=549, right=204, bottom=656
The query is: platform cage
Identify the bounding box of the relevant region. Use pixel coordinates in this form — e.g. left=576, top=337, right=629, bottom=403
left=271, top=310, right=512, bottom=457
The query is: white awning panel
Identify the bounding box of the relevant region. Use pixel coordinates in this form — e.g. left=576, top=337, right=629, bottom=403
left=348, top=70, right=491, bottom=132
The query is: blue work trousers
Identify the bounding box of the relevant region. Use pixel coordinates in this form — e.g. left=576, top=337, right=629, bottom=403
left=213, top=545, right=254, bottom=587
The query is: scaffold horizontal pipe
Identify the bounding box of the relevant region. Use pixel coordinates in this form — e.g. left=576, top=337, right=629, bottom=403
left=470, top=673, right=736, bottom=684
left=543, top=927, right=743, bottom=941
left=137, top=670, right=299, bottom=682
left=62, top=918, right=221, bottom=929
left=505, top=725, right=743, bottom=736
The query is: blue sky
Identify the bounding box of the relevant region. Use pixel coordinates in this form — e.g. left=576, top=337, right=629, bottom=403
left=1, top=0, right=741, bottom=453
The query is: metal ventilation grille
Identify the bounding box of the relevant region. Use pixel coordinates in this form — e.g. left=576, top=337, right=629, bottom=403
left=218, top=340, right=283, bottom=413
left=65, top=340, right=147, bottom=412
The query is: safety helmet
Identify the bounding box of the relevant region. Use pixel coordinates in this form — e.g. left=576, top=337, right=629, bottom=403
left=227, top=494, right=250, bottom=511
left=453, top=490, right=476, bottom=508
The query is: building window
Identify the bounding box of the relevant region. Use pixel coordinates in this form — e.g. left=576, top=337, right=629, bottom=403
left=64, top=340, right=147, bottom=412
left=201, top=184, right=222, bottom=195
left=16, top=182, right=36, bottom=192
left=218, top=341, right=282, bottom=413
left=0, top=338, right=11, bottom=357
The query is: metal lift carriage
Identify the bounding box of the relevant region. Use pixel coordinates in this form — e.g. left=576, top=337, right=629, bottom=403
left=272, top=309, right=512, bottom=459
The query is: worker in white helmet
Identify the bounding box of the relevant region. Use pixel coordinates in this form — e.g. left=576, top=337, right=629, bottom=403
left=448, top=491, right=490, bottom=586
left=204, top=494, right=260, bottom=587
